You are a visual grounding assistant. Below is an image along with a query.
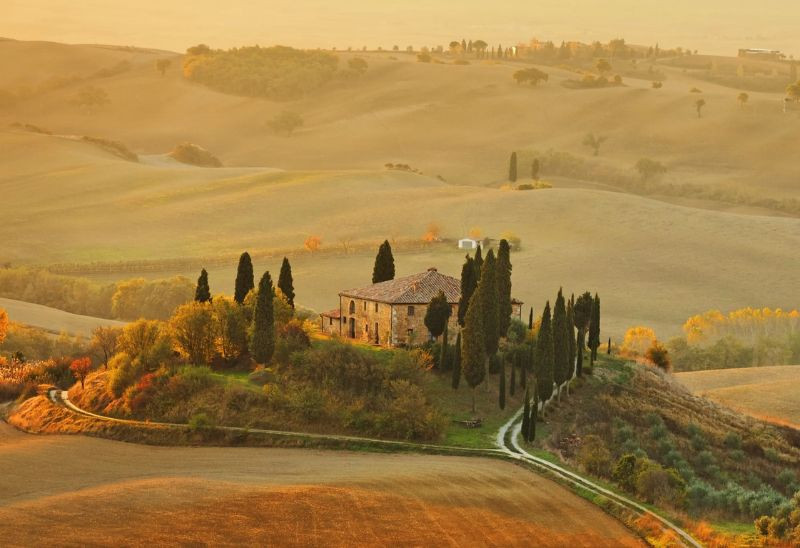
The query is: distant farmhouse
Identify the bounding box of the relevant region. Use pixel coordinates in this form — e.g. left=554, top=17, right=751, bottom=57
left=738, top=48, right=785, bottom=61
left=321, top=267, right=523, bottom=348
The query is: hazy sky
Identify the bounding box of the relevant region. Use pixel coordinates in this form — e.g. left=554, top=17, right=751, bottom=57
left=3, top=1, right=798, bottom=56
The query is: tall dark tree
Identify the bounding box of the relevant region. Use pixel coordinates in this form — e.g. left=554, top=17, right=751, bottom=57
left=520, top=347, right=528, bottom=389
left=509, top=353, right=517, bottom=396
left=531, top=158, right=540, bottom=180
left=372, top=240, right=395, bottom=283
left=567, top=295, right=577, bottom=386
left=495, top=239, right=513, bottom=338
left=535, top=301, right=554, bottom=407
left=509, top=151, right=518, bottom=182
left=250, top=271, right=275, bottom=364
left=277, top=257, right=295, bottom=308
left=528, top=307, right=534, bottom=330
left=573, top=292, right=593, bottom=376
left=439, top=323, right=449, bottom=370
left=425, top=290, right=452, bottom=340
left=462, top=289, right=486, bottom=412
left=552, top=289, right=569, bottom=399
left=498, top=358, right=506, bottom=410
left=529, top=387, right=538, bottom=441
left=234, top=252, right=255, bottom=304
left=451, top=331, right=462, bottom=390
left=589, top=293, right=601, bottom=366
left=195, top=268, right=211, bottom=303
left=458, top=255, right=477, bottom=326
left=521, top=386, right=531, bottom=442
left=480, top=251, right=500, bottom=372
left=474, top=245, right=483, bottom=276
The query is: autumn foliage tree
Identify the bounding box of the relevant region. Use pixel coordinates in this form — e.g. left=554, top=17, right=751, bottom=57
left=169, top=302, right=215, bottom=365
left=70, top=357, right=92, bottom=389
left=304, top=235, right=322, bottom=254
left=91, top=325, right=121, bottom=369
left=0, top=307, right=7, bottom=345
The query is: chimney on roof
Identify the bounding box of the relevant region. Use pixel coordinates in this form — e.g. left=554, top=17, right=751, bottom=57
left=427, top=267, right=437, bottom=272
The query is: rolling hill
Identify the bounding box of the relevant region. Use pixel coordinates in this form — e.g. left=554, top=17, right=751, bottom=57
left=0, top=298, right=125, bottom=337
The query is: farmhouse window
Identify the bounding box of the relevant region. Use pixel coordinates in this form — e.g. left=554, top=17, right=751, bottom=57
left=349, top=300, right=356, bottom=314
left=374, top=303, right=378, bottom=312
left=408, top=306, right=415, bottom=316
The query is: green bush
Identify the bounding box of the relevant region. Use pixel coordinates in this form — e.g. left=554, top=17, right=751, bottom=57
left=188, top=412, right=214, bottom=431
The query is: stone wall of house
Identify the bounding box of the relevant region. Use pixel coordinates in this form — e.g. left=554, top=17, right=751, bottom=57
left=390, top=303, right=459, bottom=347
left=339, top=296, right=394, bottom=346
left=320, top=314, right=339, bottom=336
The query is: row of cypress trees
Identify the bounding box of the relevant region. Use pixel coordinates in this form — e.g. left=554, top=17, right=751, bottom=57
left=191, top=252, right=297, bottom=365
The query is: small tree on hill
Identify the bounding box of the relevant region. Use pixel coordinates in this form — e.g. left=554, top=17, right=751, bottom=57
left=425, top=290, right=452, bottom=341
left=70, top=357, right=92, bottom=389
left=531, top=158, right=540, bottom=180
left=372, top=240, right=395, bottom=283
left=250, top=271, right=276, bottom=364
left=737, top=92, right=749, bottom=108
left=72, top=86, right=110, bottom=113
left=91, top=325, right=120, bottom=369
left=509, top=152, right=518, bottom=182
left=458, top=254, right=477, bottom=326
left=304, top=235, right=322, bottom=254
left=695, top=98, right=706, bottom=118
left=583, top=133, right=608, bottom=156
left=452, top=331, right=462, bottom=389
left=170, top=302, right=215, bottom=365
left=278, top=257, right=295, bottom=308
left=195, top=268, right=212, bottom=303
left=268, top=111, right=304, bottom=136
left=635, top=158, right=667, bottom=183
left=646, top=340, right=671, bottom=371
left=588, top=293, right=601, bottom=366
left=155, top=58, right=172, bottom=76
left=596, top=59, right=612, bottom=75
left=234, top=252, right=255, bottom=304
left=348, top=57, right=368, bottom=74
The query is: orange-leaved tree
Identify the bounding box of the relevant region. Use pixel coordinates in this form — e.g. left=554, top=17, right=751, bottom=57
left=304, top=235, right=321, bottom=254
left=0, top=307, right=7, bottom=345
left=70, top=357, right=92, bottom=389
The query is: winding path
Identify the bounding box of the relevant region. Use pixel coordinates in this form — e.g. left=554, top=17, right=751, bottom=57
left=49, top=389, right=699, bottom=546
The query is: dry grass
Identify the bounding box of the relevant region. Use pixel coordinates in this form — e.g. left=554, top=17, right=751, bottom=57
left=676, top=366, right=800, bottom=427
left=0, top=297, right=125, bottom=336
left=0, top=419, right=641, bottom=547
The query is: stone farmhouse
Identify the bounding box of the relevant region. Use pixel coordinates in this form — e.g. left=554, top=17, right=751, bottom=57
left=320, top=267, right=523, bottom=348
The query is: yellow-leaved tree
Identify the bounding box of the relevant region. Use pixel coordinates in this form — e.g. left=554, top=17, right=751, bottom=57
left=620, top=326, right=657, bottom=357
left=0, top=307, right=8, bottom=345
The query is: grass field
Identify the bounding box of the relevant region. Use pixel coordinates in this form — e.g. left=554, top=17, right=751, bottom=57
left=0, top=421, right=641, bottom=546
left=0, top=297, right=125, bottom=336
left=2, top=39, right=800, bottom=340
left=676, top=365, right=800, bottom=427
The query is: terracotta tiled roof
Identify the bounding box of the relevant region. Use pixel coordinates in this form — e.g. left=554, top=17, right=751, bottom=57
left=340, top=268, right=461, bottom=304
left=321, top=309, right=341, bottom=318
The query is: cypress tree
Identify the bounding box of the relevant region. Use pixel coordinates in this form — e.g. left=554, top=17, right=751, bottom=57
left=372, top=240, right=395, bottom=283
left=608, top=337, right=612, bottom=354
left=536, top=301, right=554, bottom=407
left=425, top=290, right=451, bottom=341
left=195, top=268, right=211, bottom=303
left=461, top=288, right=486, bottom=412
left=520, top=347, right=527, bottom=389
left=495, top=239, right=513, bottom=338
left=474, top=245, right=483, bottom=276
left=451, top=331, right=462, bottom=390
left=480, top=250, right=500, bottom=358
left=250, top=271, right=275, bottom=364
left=531, top=158, right=540, bottom=180
left=498, top=357, right=506, bottom=410
left=567, top=295, right=577, bottom=386
left=509, top=151, right=518, bottom=182
left=552, top=289, right=569, bottom=400
left=528, top=307, right=534, bottom=330
left=458, top=255, right=477, bottom=327
left=277, top=257, right=295, bottom=308
left=529, top=388, right=538, bottom=441
left=509, top=353, right=517, bottom=397
left=589, top=293, right=601, bottom=365
left=574, top=292, right=593, bottom=376
left=234, top=252, right=254, bottom=304
left=439, top=322, right=449, bottom=371
left=521, top=386, right=530, bottom=442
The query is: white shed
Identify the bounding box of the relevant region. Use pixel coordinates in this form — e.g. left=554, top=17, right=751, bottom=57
left=458, top=238, right=479, bottom=250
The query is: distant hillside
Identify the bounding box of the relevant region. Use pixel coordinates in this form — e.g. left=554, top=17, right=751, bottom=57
left=0, top=297, right=125, bottom=337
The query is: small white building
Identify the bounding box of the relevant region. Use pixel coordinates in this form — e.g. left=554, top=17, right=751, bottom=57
left=458, top=238, right=479, bottom=250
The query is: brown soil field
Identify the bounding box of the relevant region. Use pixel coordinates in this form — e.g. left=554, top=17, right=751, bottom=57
left=0, top=422, right=641, bottom=547
left=676, top=366, right=800, bottom=427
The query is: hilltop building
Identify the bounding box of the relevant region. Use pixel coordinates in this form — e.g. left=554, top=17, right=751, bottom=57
left=320, top=267, right=523, bottom=348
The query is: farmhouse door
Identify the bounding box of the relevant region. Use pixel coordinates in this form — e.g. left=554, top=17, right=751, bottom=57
left=349, top=317, right=355, bottom=338
left=375, top=322, right=379, bottom=344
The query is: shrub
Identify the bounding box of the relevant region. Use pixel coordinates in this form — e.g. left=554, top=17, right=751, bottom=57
left=188, top=412, right=214, bottom=431
left=578, top=434, right=612, bottom=477
left=168, top=142, right=222, bottom=167
left=724, top=432, right=742, bottom=450
left=417, top=52, right=432, bottom=63
left=379, top=380, right=445, bottom=441
left=635, top=459, right=686, bottom=506
left=613, top=454, right=638, bottom=492
left=108, top=353, right=143, bottom=397
left=755, top=515, right=771, bottom=536
left=118, top=319, right=173, bottom=370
